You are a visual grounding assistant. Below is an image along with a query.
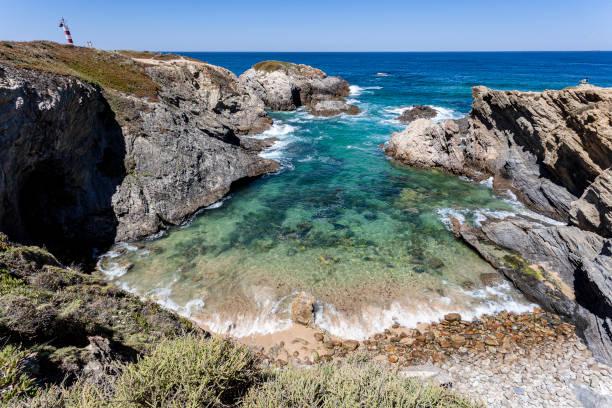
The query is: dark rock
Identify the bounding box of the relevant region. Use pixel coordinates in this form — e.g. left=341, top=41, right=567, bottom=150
left=396, top=105, right=437, bottom=123
left=0, top=55, right=279, bottom=261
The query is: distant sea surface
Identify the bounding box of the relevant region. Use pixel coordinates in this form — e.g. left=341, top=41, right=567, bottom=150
left=99, top=52, right=612, bottom=339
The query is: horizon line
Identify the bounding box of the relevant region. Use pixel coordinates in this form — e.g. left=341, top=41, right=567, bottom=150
left=162, top=50, right=611, bottom=53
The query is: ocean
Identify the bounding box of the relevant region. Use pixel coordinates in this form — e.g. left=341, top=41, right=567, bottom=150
left=98, top=52, right=612, bottom=339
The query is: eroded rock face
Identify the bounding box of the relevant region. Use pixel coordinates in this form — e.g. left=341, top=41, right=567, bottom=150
left=570, top=168, right=612, bottom=237
left=0, top=64, right=125, bottom=259
left=239, top=61, right=359, bottom=117
left=455, top=216, right=612, bottom=364
left=387, top=85, right=612, bottom=363
left=0, top=57, right=279, bottom=260
left=386, top=85, right=612, bottom=222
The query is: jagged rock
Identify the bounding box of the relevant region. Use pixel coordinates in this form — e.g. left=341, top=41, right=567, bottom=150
left=291, top=291, right=315, bottom=326
left=385, top=85, right=612, bottom=221
left=385, top=85, right=612, bottom=363
left=239, top=60, right=359, bottom=117
left=570, top=168, right=612, bottom=237
left=456, top=216, right=612, bottom=364
left=396, top=105, right=437, bottom=123
left=0, top=52, right=279, bottom=260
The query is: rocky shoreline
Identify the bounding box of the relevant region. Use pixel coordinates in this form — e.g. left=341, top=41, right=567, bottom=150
left=240, top=309, right=612, bottom=407
left=2, top=41, right=612, bottom=406
left=384, top=85, right=612, bottom=366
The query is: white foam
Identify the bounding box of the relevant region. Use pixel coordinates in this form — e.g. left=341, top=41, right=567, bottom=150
left=479, top=177, right=494, bottom=189
left=259, top=122, right=297, bottom=137
left=349, top=85, right=363, bottom=97
left=376, top=72, right=390, bottom=77
left=96, top=242, right=140, bottom=278
left=297, top=154, right=314, bottom=162
left=432, top=106, right=463, bottom=122
left=206, top=194, right=233, bottom=210
left=194, top=290, right=296, bottom=337
left=349, top=85, right=382, bottom=97
left=436, top=208, right=468, bottom=230
left=314, top=285, right=536, bottom=340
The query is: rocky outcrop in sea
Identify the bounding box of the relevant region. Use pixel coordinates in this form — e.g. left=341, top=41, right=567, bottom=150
left=385, top=85, right=612, bottom=364
left=239, top=60, right=360, bottom=117
left=0, top=44, right=278, bottom=261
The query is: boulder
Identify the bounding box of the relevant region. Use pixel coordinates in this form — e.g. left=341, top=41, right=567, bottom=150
left=396, top=105, right=437, bottom=123
left=385, top=119, right=465, bottom=174
left=239, top=60, right=359, bottom=117
left=291, top=292, right=315, bottom=326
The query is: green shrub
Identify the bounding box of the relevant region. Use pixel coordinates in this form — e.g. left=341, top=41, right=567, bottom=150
left=27, top=336, right=259, bottom=408
left=0, top=344, right=36, bottom=403
left=243, top=361, right=481, bottom=408
left=112, top=335, right=257, bottom=407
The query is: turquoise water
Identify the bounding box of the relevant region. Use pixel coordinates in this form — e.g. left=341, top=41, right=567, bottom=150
left=99, top=52, right=612, bottom=339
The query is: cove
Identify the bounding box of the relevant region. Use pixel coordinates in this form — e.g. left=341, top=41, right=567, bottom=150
left=98, top=52, right=612, bottom=339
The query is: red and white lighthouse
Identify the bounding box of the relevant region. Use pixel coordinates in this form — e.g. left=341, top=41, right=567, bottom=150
left=58, top=17, right=73, bottom=45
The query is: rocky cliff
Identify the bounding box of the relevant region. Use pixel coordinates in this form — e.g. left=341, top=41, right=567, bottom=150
left=385, top=85, right=612, bottom=363
left=239, top=60, right=360, bottom=117
left=0, top=42, right=278, bottom=261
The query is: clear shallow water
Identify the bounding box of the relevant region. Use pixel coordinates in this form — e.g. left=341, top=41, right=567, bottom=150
left=98, top=52, right=612, bottom=339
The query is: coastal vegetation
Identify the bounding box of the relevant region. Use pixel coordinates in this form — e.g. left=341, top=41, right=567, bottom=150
left=0, top=41, right=159, bottom=99
left=0, top=235, right=479, bottom=407
left=252, top=60, right=301, bottom=72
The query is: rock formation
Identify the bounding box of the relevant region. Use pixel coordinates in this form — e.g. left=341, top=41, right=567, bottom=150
left=239, top=60, right=360, bottom=117
left=396, top=105, right=437, bottom=123
left=0, top=42, right=278, bottom=261
left=570, top=168, right=612, bottom=237
left=386, top=85, right=612, bottom=221
left=386, top=85, right=612, bottom=363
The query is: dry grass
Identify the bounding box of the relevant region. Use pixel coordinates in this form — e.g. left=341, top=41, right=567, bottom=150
left=0, top=41, right=159, bottom=99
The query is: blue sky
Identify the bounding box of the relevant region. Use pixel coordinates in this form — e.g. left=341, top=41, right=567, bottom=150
left=1, top=0, right=611, bottom=51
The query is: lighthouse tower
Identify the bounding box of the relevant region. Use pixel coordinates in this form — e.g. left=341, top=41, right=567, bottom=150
left=58, top=17, right=74, bottom=45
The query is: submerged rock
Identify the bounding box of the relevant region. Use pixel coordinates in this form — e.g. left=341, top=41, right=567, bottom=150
left=396, top=105, right=437, bottom=123
left=239, top=60, right=360, bottom=117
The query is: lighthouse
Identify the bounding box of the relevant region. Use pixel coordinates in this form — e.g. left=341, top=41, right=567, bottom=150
left=58, top=17, right=74, bottom=45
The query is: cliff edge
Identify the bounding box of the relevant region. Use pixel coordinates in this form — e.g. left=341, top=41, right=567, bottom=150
left=0, top=42, right=278, bottom=260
